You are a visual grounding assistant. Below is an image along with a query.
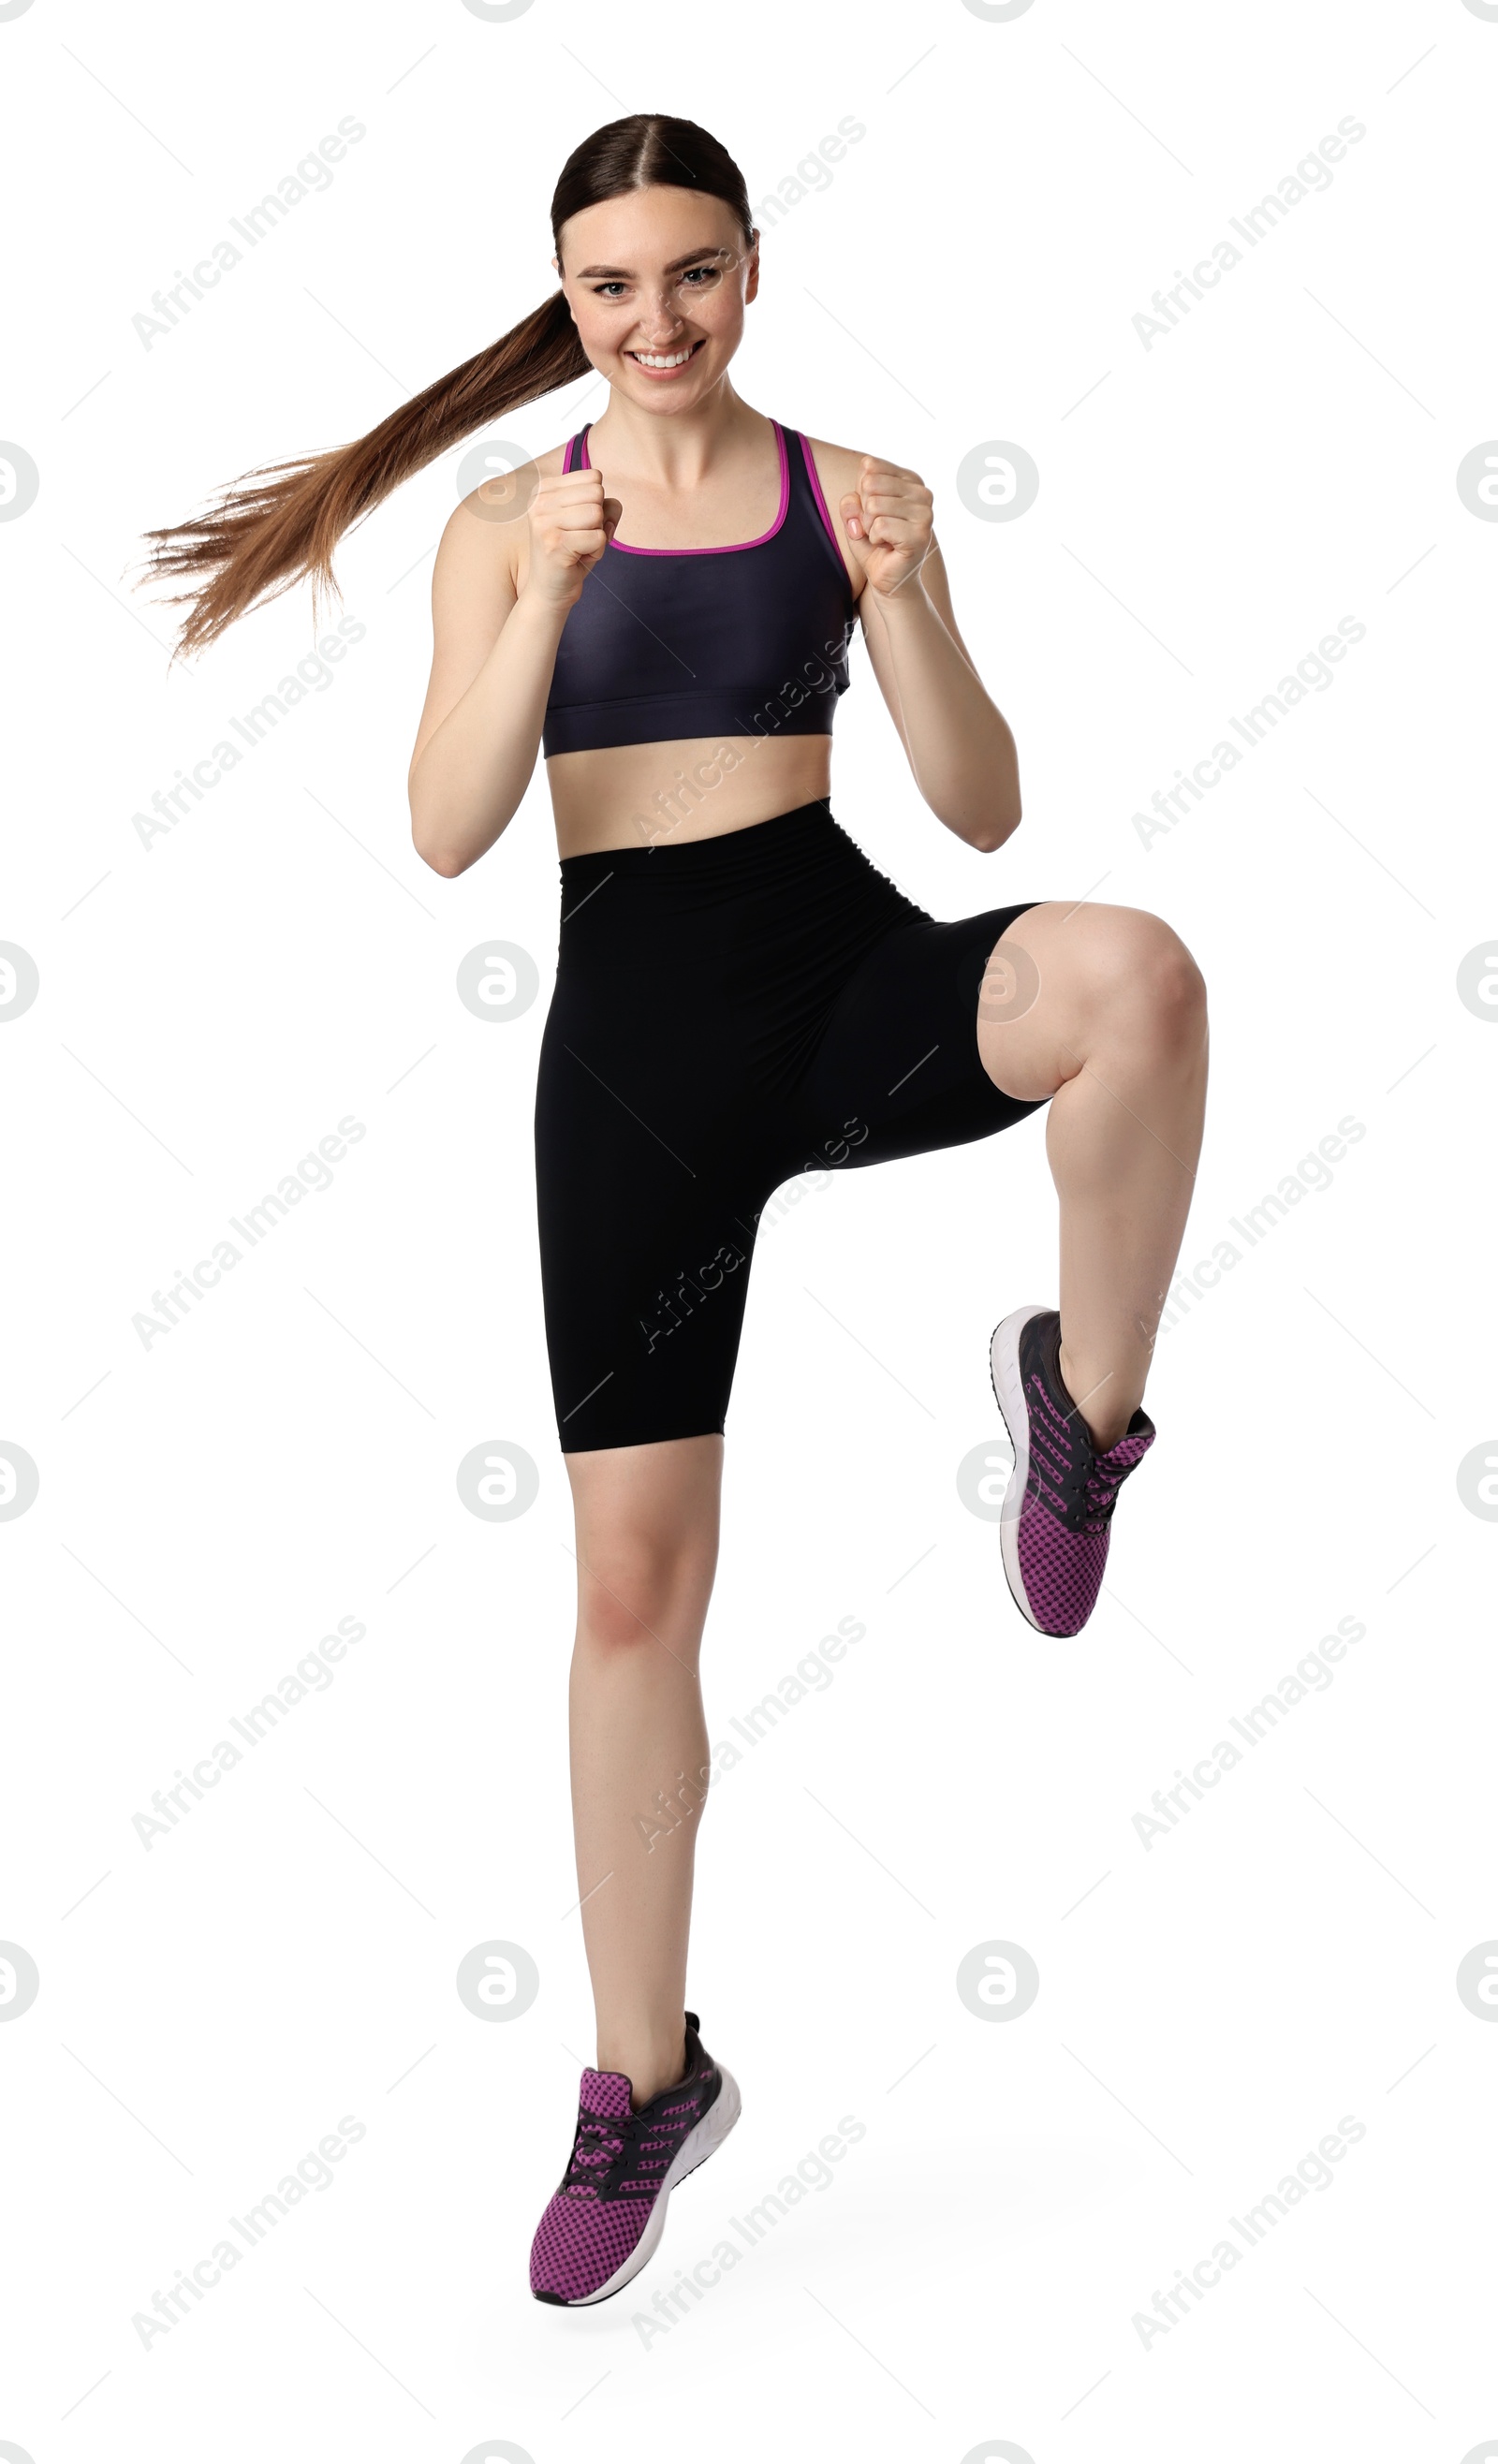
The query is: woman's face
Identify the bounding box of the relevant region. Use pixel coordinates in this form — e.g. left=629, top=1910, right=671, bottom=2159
left=554, top=185, right=757, bottom=409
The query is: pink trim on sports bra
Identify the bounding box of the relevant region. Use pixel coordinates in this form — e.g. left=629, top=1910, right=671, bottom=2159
left=574, top=419, right=791, bottom=556
left=797, top=431, right=844, bottom=560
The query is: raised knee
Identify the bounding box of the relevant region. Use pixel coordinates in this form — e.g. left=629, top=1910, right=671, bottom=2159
left=1101, top=913, right=1207, bottom=1045
left=1147, top=922, right=1208, bottom=1036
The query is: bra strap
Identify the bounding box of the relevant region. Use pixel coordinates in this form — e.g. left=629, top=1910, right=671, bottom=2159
left=790, top=424, right=844, bottom=558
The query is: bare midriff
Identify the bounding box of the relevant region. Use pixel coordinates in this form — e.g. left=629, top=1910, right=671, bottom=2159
left=547, top=732, right=833, bottom=858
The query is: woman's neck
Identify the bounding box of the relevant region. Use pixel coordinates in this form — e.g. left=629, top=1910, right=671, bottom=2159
left=584, top=382, right=769, bottom=488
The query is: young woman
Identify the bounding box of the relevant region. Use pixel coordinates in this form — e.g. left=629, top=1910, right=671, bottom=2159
left=144, top=113, right=1208, bottom=2310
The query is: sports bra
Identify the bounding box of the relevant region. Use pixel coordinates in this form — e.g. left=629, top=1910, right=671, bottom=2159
left=540, top=418, right=858, bottom=758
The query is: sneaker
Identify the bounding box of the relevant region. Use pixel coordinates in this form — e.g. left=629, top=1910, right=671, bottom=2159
left=529, top=2012, right=741, bottom=2306
left=989, top=1304, right=1155, bottom=1636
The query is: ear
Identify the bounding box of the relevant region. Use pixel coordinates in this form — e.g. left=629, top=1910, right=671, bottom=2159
left=743, top=234, right=760, bottom=304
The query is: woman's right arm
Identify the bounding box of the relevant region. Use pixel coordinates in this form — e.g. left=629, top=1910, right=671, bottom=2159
left=408, top=462, right=612, bottom=877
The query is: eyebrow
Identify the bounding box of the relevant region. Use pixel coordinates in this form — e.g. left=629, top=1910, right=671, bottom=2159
left=574, top=245, right=735, bottom=278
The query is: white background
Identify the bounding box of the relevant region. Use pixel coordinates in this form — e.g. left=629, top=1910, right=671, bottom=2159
left=2, top=0, right=1495, bottom=2457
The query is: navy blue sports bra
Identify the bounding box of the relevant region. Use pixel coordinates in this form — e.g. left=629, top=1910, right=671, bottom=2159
left=541, top=419, right=858, bottom=758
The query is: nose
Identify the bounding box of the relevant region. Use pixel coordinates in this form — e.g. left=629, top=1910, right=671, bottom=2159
left=633, top=289, right=687, bottom=343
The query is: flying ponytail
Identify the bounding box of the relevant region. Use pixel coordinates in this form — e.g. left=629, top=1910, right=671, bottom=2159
left=140, top=113, right=756, bottom=658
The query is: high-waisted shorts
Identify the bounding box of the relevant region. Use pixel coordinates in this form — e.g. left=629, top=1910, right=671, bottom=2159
left=534, top=799, right=1048, bottom=1451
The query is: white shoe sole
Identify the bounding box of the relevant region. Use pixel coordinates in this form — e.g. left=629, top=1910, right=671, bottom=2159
left=990, top=1303, right=1051, bottom=1635
left=558, top=2064, right=742, bottom=2307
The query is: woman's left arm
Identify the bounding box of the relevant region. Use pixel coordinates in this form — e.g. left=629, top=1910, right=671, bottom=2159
left=844, top=455, right=1021, bottom=853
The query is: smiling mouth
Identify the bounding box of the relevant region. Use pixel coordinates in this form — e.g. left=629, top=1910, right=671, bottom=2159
left=625, top=340, right=707, bottom=372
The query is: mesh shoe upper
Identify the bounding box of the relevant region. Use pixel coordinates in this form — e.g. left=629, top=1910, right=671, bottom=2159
left=1012, top=1310, right=1154, bottom=1635
left=530, top=2015, right=721, bottom=2304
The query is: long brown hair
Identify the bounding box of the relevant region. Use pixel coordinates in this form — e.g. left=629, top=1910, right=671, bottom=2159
left=140, top=114, right=755, bottom=657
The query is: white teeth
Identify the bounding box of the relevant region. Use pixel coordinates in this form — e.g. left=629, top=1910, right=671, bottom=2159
left=632, top=345, right=695, bottom=367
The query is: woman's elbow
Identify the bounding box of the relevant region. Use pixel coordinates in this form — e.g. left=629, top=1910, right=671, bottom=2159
left=971, top=800, right=1021, bottom=855
left=410, top=787, right=482, bottom=877
left=410, top=815, right=465, bottom=876
left=414, top=829, right=471, bottom=878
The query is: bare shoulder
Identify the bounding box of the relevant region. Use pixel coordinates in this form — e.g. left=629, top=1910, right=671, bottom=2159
left=800, top=433, right=874, bottom=507
left=800, top=433, right=939, bottom=599
left=798, top=433, right=872, bottom=593
left=802, top=434, right=933, bottom=490
left=435, top=433, right=578, bottom=603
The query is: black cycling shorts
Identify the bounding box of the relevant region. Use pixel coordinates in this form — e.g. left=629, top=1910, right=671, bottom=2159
left=534, top=799, right=1047, bottom=1450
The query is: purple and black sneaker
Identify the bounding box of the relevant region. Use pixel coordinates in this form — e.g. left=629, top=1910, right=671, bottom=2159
left=990, top=1303, right=1155, bottom=1637
left=530, top=2012, right=740, bottom=2306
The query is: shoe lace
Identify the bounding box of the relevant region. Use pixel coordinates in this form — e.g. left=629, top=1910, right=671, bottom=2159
left=564, top=2106, right=639, bottom=2196
left=1078, top=1452, right=1129, bottom=1533
left=565, top=2094, right=698, bottom=2199
left=1028, top=1378, right=1130, bottom=1535
left=1028, top=1379, right=1116, bottom=1534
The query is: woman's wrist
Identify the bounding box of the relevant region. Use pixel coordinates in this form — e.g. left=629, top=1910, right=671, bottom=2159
left=511, top=577, right=582, bottom=635
left=863, top=566, right=936, bottom=623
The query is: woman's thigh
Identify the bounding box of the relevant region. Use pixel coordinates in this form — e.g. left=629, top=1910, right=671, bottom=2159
left=790, top=898, right=1050, bottom=1167
left=535, top=981, right=780, bottom=1453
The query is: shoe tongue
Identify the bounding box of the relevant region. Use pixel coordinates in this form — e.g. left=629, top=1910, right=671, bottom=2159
left=580, top=2068, right=634, bottom=2119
